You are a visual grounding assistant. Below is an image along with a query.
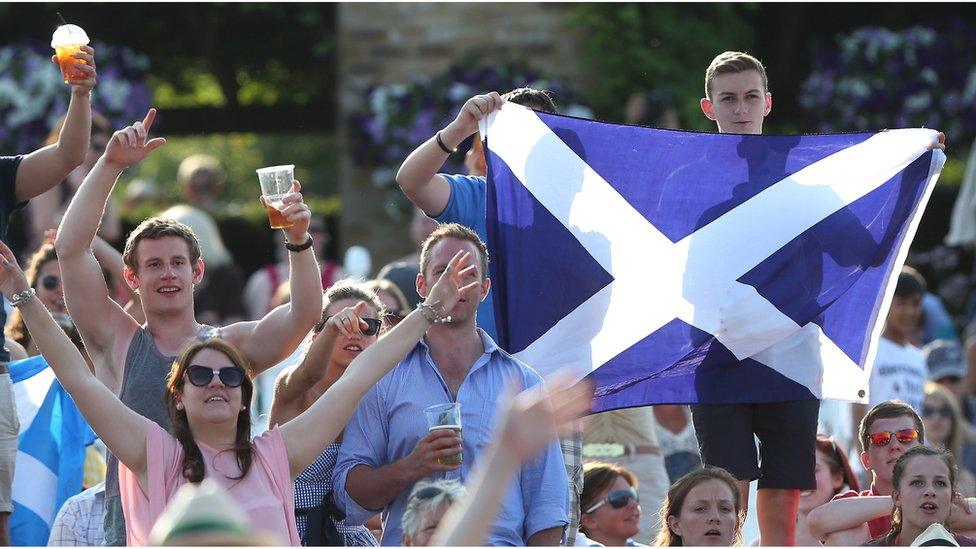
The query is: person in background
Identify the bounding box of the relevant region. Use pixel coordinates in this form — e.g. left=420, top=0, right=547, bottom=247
left=653, top=466, right=744, bottom=547
left=401, top=480, right=467, bottom=546
left=244, top=213, right=343, bottom=320
left=650, top=404, right=701, bottom=485
left=795, top=435, right=860, bottom=546
left=176, top=154, right=224, bottom=215
left=578, top=461, right=645, bottom=547
left=376, top=207, right=439, bottom=310
left=923, top=381, right=976, bottom=496
left=47, top=482, right=105, bottom=547
left=365, top=278, right=410, bottom=330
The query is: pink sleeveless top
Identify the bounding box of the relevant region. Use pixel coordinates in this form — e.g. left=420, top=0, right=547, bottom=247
left=118, top=419, right=300, bottom=545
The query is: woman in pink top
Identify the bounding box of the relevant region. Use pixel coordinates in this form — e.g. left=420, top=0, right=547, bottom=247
left=0, top=239, right=479, bottom=546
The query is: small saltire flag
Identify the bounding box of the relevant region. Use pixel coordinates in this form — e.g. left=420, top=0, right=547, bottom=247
left=10, top=355, right=95, bottom=546
left=480, top=103, right=945, bottom=413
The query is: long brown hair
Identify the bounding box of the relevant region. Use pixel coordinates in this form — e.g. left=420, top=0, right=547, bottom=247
left=655, top=466, right=743, bottom=547
left=165, top=338, right=254, bottom=483
left=879, top=446, right=957, bottom=546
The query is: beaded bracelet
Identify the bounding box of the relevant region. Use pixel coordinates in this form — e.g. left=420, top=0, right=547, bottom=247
left=417, top=301, right=452, bottom=324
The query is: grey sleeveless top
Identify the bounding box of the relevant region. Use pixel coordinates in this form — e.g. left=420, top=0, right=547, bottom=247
left=102, top=324, right=220, bottom=545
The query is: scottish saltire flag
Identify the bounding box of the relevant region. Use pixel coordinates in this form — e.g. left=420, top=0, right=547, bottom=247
left=480, top=103, right=945, bottom=413
left=9, top=356, right=95, bottom=546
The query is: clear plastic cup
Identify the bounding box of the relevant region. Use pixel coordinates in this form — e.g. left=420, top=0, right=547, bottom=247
left=424, top=403, right=462, bottom=466
left=255, top=165, right=295, bottom=229
left=51, top=24, right=90, bottom=83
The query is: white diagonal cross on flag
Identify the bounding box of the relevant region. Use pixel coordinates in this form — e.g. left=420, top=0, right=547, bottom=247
left=481, top=104, right=945, bottom=402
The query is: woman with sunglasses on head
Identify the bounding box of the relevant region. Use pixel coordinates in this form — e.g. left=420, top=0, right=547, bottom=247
left=653, top=466, right=743, bottom=546
left=0, top=238, right=480, bottom=545
left=577, top=461, right=646, bottom=546
left=268, top=280, right=385, bottom=546
left=923, top=382, right=976, bottom=497
left=794, top=435, right=861, bottom=545
left=864, top=446, right=976, bottom=546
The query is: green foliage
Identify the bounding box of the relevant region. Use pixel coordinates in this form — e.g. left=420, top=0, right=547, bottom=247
left=567, top=3, right=757, bottom=129
left=119, top=132, right=340, bottom=203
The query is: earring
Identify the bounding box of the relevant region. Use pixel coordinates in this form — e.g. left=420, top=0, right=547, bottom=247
left=241, top=405, right=247, bottom=411
left=176, top=402, right=183, bottom=410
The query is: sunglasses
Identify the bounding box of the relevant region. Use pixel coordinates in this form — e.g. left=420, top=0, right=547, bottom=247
left=584, top=487, right=639, bottom=514
left=40, top=275, right=60, bottom=291
left=923, top=405, right=953, bottom=419
left=314, top=314, right=383, bottom=336
left=867, top=428, right=920, bottom=447
left=185, top=365, right=245, bottom=388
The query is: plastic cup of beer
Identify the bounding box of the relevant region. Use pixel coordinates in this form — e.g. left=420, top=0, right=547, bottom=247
left=424, top=403, right=462, bottom=466
left=51, top=24, right=90, bottom=83
left=256, top=165, right=295, bottom=229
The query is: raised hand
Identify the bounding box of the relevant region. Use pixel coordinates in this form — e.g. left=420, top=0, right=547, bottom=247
left=324, top=301, right=372, bottom=337
left=449, top=92, right=503, bottom=138
left=263, top=179, right=312, bottom=243
left=496, top=373, right=593, bottom=462
left=103, top=108, right=167, bottom=170
left=424, top=250, right=481, bottom=316
left=0, top=240, right=31, bottom=301
left=52, top=45, right=97, bottom=95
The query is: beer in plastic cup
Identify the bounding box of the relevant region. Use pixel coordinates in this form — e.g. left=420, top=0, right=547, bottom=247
left=255, top=165, right=295, bottom=229
left=424, top=403, right=462, bottom=466
left=51, top=24, right=90, bottom=83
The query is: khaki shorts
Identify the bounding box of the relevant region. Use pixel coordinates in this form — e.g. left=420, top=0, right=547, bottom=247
left=0, top=373, right=19, bottom=513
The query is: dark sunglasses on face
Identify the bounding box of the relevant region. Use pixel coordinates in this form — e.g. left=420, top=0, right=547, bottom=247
left=923, top=405, right=953, bottom=419
left=584, top=486, right=639, bottom=514
left=314, top=314, right=382, bottom=336
left=185, top=365, right=245, bottom=388
left=867, top=428, right=920, bottom=447
left=40, top=275, right=60, bottom=291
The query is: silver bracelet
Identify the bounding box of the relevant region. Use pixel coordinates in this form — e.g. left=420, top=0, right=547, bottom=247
left=417, top=301, right=452, bottom=324
left=9, top=288, right=36, bottom=308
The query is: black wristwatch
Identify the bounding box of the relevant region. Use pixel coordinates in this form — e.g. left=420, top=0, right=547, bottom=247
left=285, top=235, right=314, bottom=252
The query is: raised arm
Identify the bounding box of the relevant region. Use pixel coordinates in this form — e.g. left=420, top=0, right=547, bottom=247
left=0, top=240, right=148, bottom=481
left=805, top=495, right=891, bottom=540
left=431, top=375, right=592, bottom=547
left=227, top=181, right=322, bottom=374
left=14, top=47, right=97, bottom=203
left=281, top=250, right=480, bottom=477
left=55, top=109, right=166, bottom=390
left=267, top=315, right=342, bottom=427
left=395, top=92, right=502, bottom=216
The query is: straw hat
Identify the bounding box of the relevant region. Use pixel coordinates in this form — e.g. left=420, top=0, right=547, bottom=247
left=148, top=479, right=282, bottom=546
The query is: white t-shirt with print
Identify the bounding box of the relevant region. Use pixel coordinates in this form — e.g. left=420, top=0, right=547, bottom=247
left=867, top=337, right=927, bottom=413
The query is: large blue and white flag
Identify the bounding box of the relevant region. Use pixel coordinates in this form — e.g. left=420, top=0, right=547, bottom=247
left=9, top=356, right=95, bottom=546
left=480, top=103, right=945, bottom=413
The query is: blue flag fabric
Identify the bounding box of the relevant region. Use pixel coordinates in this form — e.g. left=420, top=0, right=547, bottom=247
left=480, top=104, right=945, bottom=413
left=10, top=356, right=95, bottom=546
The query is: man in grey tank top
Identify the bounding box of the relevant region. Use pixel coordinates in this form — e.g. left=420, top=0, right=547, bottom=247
left=55, top=110, right=323, bottom=545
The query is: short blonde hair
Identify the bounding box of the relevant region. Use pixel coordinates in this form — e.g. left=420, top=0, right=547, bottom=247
left=704, top=51, right=769, bottom=100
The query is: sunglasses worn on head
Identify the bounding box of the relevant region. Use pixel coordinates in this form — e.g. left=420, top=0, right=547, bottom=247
left=867, top=428, right=919, bottom=447
left=923, top=405, right=953, bottom=419
left=314, top=315, right=382, bottom=336
left=584, top=486, right=639, bottom=514
left=40, top=275, right=60, bottom=291
left=185, top=365, right=245, bottom=388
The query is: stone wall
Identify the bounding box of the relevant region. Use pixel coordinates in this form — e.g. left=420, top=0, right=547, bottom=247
left=336, top=2, right=588, bottom=273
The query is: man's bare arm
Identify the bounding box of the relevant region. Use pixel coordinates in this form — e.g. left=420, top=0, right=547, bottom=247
left=395, top=92, right=502, bottom=216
